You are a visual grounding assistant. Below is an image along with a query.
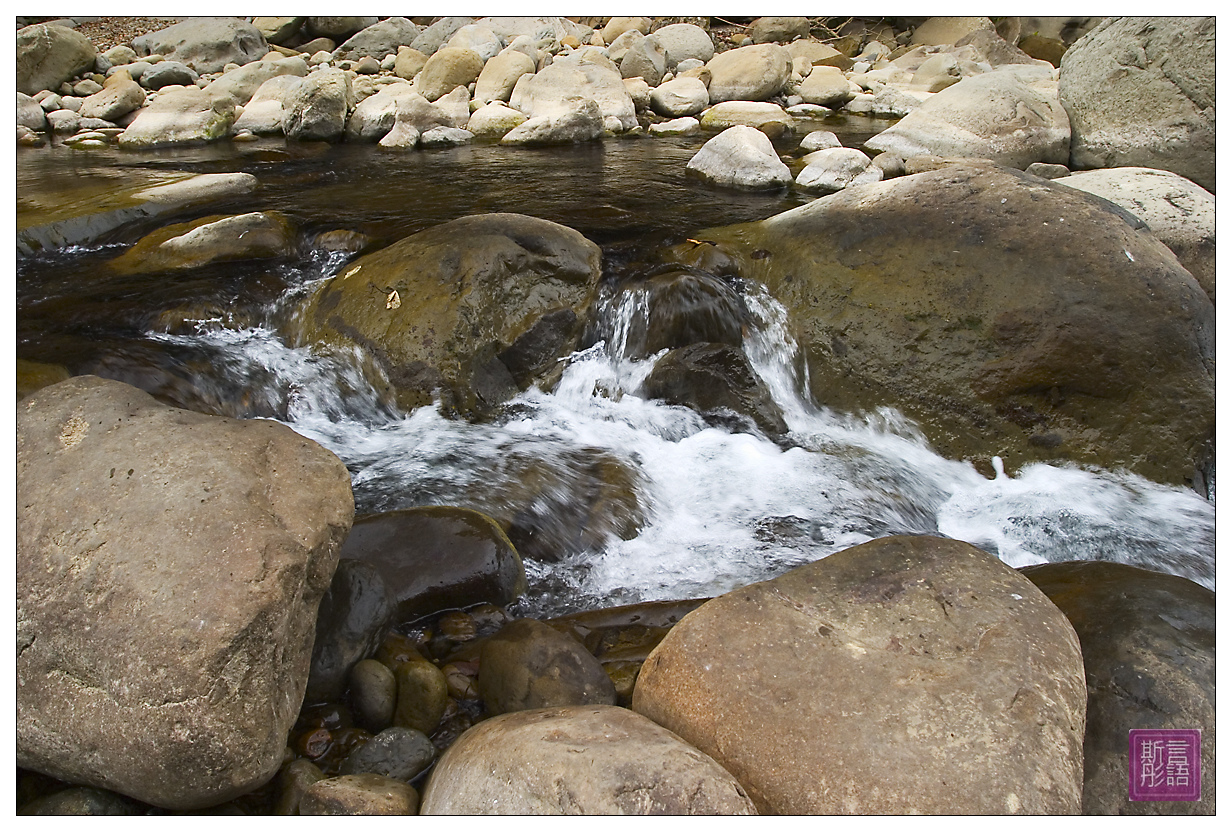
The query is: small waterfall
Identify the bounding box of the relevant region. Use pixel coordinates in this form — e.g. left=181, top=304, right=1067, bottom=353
left=148, top=264, right=1216, bottom=616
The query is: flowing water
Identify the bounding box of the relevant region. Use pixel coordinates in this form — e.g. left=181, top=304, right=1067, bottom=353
left=15, top=121, right=1216, bottom=618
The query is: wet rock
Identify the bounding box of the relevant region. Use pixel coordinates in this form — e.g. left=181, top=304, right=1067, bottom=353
left=300, top=774, right=419, bottom=815
left=17, top=376, right=354, bottom=809
left=473, top=50, right=536, bottom=105
left=394, top=657, right=451, bottom=735
left=232, top=74, right=304, bottom=134
left=117, top=85, right=235, bottom=148
left=799, top=129, right=840, bottom=152
left=705, top=43, right=791, bottom=103
left=284, top=67, right=352, bottom=142
left=306, top=560, right=396, bottom=704
left=132, top=18, right=268, bottom=74
left=420, top=126, right=473, bottom=147
left=634, top=535, right=1087, bottom=814
left=421, top=705, right=756, bottom=814
left=1059, top=17, right=1214, bottom=191
left=616, top=269, right=749, bottom=359
left=414, top=47, right=484, bottom=102
left=339, top=726, right=435, bottom=781
left=19, top=786, right=141, bottom=816
left=641, top=342, right=787, bottom=438
left=1022, top=561, right=1215, bottom=815
left=17, top=23, right=98, bottom=96
left=1055, top=167, right=1215, bottom=304
left=651, top=23, right=714, bottom=69
left=298, top=212, right=600, bottom=414
left=16, top=359, right=71, bottom=401
left=339, top=506, right=526, bottom=619
left=333, top=18, right=420, bottom=62
left=865, top=65, right=1070, bottom=169
left=686, top=125, right=792, bottom=190
left=479, top=618, right=616, bottom=715
left=202, top=55, right=307, bottom=108
left=695, top=162, right=1214, bottom=488
left=274, top=759, right=326, bottom=815
left=348, top=659, right=398, bottom=733
left=649, top=76, right=708, bottom=117
left=108, top=211, right=296, bottom=275
left=795, top=146, right=883, bottom=192
left=77, top=71, right=146, bottom=121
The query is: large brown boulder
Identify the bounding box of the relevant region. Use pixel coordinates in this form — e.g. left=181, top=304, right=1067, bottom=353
left=17, top=376, right=355, bottom=809
left=295, top=213, right=602, bottom=415
left=683, top=162, right=1214, bottom=489
left=1022, top=561, right=1215, bottom=815
left=16, top=23, right=98, bottom=96
left=420, top=705, right=757, bottom=814
left=1058, top=17, right=1215, bottom=191
left=633, top=535, right=1087, bottom=814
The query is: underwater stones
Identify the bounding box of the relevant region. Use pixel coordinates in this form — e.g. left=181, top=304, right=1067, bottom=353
left=339, top=726, right=436, bottom=781
left=478, top=619, right=616, bottom=715
left=633, top=535, right=1087, bottom=814
left=864, top=65, right=1070, bottom=169
left=107, top=211, right=296, bottom=275
left=131, top=18, right=268, bottom=75
left=686, top=125, right=791, bottom=191
left=420, top=705, right=757, bottom=814
left=641, top=343, right=787, bottom=438
left=338, top=506, right=526, bottom=620
left=1058, top=17, right=1215, bottom=191
left=1022, top=561, right=1215, bottom=815
left=694, top=161, right=1214, bottom=489
left=298, top=212, right=600, bottom=414
left=305, top=559, right=396, bottom=704
left=17, top=376, right=354, bottom=809
left=393, top=656, right=451, bottom=736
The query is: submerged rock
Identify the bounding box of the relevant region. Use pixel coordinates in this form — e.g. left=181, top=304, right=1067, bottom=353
left=1022, top=561, right=1215, bottom=815
left=108, top=211, right=296, bottom=274
left=633, top=535, right=1087, bottom=814
left=478, top=618, right=617, bottom=715
left=420, top=705, right=756, bottom=814
left=691, top=162, right=1214, bottom=489
left=17, top=376, right=354, bottom=809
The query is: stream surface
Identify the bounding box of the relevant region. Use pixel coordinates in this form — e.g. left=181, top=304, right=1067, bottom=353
left=15, top=117, right=1216, bottom=617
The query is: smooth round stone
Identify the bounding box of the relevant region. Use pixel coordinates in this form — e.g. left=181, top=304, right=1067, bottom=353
left=479, top=618, right=616, bottom=715
left=274, top=759, right=326, bottom=815
left=339, top=726, right=436, bottom=781
left=300, top=774, right=419, bottom=815
left=19, top=786, right=140, bottom=815
left=393, top=658, right=450, bottom=735
left=348, top=658, right=397, bottom=733
left=799, top=129, right=841, bottom=152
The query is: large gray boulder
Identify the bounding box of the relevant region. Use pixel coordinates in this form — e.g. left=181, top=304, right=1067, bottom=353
left=17, top=376, right=354, bottom=809
left=651, top=23, right=715, bottom=69
left=232, top=74, right=304, bottom=134
left=1023, top=562, right=1215, bottom=815
left=16, top=23, right=98, bottom=96
left=1059, top=17, right=1214, bottom=191
left=685, top=125, right=792, bottom=190
left=619, top=34, right=668, bottom=87
left=333, top=17, right=420, bottom=61
left=865, top=65, right=1070, bottom=169
left=202, top=55, right=307, bottom=107
left=510, top=58, right=637, bottom=132
left=634, top=535, right=1087, bottom=814
left=131, top=18, right=268, bottom=74
left=1055, top=167, right=1215, bottom=304
left=296, top=213, right=601, bottom=415
left=284, top=68, right=352, bottom=141
left=687, top=162, right=1214, bottom=488
left=117, top=86, right=235, bottom=148
left=420, top=706, right=757, bottom=814
left=410, top=16, right=474, bottom=56
left=705, top=43, right=791, bottom=103
left=17, top=92, right=48, bottom=131
left=344, top=81, right=417, bottom=142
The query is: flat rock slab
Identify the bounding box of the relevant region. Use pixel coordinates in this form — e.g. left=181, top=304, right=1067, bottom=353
left=633, top=535, right=1087, bottom=814
left=17, top=376, right=354, bottom=809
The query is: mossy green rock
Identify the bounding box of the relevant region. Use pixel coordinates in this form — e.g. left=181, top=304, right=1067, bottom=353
left=686, top=162, right=1214, bottom=488
left=297, top=213, right=601, bottom=415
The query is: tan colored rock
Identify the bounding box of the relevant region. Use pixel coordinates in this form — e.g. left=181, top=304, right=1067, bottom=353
left=414, top=47, right=484, bottom=101
left=77, top=71, right=146, bottom=121
left=421, top=706, right=757, bottom=814
left=108, top=212, right=296, bottom=274
left=911, top=16, right=995, bottom=46
left=705, top=43, right=791, bottom=103
left=474, top=50, right=536, bottom=104
left=300, top=774, right=419, bottom=815
left=634, top=535, right=1087, bottom=814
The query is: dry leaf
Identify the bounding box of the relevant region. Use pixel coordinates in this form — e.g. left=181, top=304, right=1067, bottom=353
left=386, top=289, right=401, bottom=310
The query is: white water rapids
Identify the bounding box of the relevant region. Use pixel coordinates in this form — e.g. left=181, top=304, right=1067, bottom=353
left=151, top=263, right=1216, bottom=617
